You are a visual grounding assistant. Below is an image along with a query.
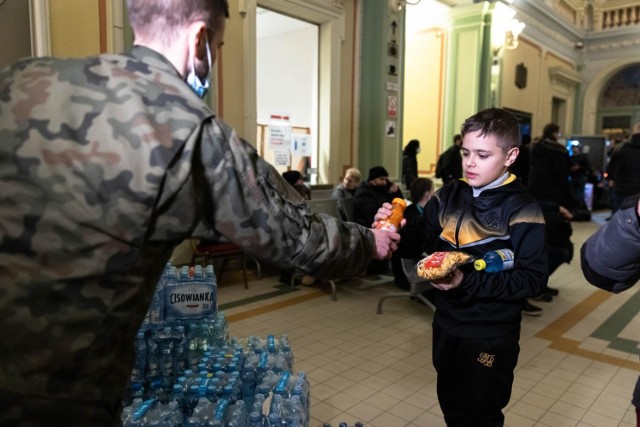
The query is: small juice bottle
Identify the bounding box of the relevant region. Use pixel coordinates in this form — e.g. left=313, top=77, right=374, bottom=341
left=374, top=198, right=406, bottom=232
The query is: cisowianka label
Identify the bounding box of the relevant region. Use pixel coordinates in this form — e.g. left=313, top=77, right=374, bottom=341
left=164, top=281, right=216, bottom=321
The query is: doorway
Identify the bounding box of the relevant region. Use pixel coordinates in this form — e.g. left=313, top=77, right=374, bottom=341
left=0, top=0, right=32, bottom=69
left=256, top=8, right=319, bottom=183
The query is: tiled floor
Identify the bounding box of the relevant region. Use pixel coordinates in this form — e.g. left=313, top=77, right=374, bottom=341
left=205, top=211, right=640, bottom=427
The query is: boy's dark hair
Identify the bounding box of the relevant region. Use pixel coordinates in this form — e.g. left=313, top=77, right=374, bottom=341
left=127, top=0, right=229, bottom=42
left=460, top=108, right=520, bottom=152
left=409, top=177, right=434, bottom=203
left=542, top=123, right=560, bottom=141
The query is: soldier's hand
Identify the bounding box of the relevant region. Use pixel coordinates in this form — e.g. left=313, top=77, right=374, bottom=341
left=371, top=228, right=401, bottom=260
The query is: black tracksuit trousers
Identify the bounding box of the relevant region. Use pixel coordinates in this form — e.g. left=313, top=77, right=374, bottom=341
left=433, top=322, right=520, bottom=427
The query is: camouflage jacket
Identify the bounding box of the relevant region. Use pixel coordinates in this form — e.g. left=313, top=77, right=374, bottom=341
left=0, top=46, right=374, bottom=411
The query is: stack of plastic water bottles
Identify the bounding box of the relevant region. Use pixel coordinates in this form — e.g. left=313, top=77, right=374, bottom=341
left=121, top=262, right=314, bottom=426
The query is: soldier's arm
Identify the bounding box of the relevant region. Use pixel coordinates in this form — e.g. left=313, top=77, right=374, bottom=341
left=195, top=119, right=394, bottom=279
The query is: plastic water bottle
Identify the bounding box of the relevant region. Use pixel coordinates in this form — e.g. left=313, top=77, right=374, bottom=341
left=282, top=395, right=305, bottom=426
left=169, top=383, right=185, bottom=416
left=174, top=325, right=187, bottom=375
left=146, top=333, right=160, bottom=381
left=266, top=413, right=283, bottom=427
left=473, top=249, right=515, bottom=273
left=185, top=384, right=200, bottom=417
left=225, top=399, right=248, bottom=427
left=149, top=263, right=170, bottom=324
left=187, top=323, right=201, bottom=370
left=131, top=331, right=147, bottom=382
left=206, top=264, right=218, bottom=312
left=241, top=353, right=258, bottom=408
left=123, top=381, right=145, bottom=407
left=247, top=411, right=264, bottom=427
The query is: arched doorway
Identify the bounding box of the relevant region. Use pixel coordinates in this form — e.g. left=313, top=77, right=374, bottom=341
left=598, top=64, right=640, bottom=139
left=582, top=59, right=640, bottom=135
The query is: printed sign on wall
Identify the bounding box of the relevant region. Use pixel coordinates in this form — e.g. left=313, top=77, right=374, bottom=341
left=387, top=95, right=397, bottom=118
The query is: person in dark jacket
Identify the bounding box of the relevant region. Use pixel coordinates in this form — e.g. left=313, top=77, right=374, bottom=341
left=391, top=177, right=433, bottom=290
left=379, top=108, right=547, bottom=426
left=353, top=166, right=404, bottom=227
left=581, top=193, right=640, bottom=427
left=607, top=123, right=640, bottom=214
left=282, top=170, right=311, bottom=200
left=528, top=123, right=581, bottom=213
left=402, top=139, right=420, bottom=188
left=435, top=134, right=463, bottom=185
left=509, top=134, right=531, bottom=186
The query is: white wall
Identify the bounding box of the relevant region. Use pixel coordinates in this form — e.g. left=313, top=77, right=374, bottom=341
left=256, top=24, right=318, bottom=128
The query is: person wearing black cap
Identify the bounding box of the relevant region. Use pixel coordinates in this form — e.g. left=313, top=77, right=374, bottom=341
left=282, top=170, right=311, bottom=200
left=354, top=166, right=404, bottom=274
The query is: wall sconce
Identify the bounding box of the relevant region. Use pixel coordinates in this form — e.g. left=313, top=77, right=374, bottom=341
left=491, top=2, right=525, bottom=57
left=389, top=0, right=405, bottom=12
left=504, top=19, right=525, bottom=50
left=388, top=0, right=420, bottom=13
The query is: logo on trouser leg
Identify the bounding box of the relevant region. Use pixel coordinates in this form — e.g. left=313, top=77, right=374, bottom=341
left=478, top=352, right=495, bottom=367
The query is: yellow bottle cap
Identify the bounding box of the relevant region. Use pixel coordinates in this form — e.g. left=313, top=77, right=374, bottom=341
left=474, top=259, right=486, bottom=271
left=392, top=198, right=407, bottom=207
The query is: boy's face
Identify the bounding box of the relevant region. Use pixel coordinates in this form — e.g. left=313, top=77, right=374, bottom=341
left=461, top=131, right=518, bottom=188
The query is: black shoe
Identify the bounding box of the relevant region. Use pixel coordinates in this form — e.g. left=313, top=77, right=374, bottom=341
left=522, top=301, right=542, bottom=316
left=546, top=287, right=559, bottom=296
left=533, top=292, right=553, bottom=303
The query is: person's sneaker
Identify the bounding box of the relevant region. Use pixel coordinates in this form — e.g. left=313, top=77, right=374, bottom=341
left=533, top=292, right=553, bottom=302
left=546, top=287, right=559, bottom=296
left=522, top=301, right=542, bottom=316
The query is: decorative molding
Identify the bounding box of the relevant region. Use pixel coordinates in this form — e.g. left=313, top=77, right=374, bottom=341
left=549, top=65, right=581, bottom=97
left=549, top=65, right=581, bottom=86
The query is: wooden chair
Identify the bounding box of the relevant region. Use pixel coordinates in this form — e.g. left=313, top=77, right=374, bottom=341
left=376, top=258, right=436, bottom=314
left=190, top=239, right=261, bottom=289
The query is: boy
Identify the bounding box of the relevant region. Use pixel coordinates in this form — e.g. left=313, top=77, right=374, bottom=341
left=381, top=108, right=547, bottom=426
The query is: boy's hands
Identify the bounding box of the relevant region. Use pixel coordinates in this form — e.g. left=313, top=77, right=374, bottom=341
left=373, top=202, right=407, bottom=229
left=431, top=268, right=464, bottom=291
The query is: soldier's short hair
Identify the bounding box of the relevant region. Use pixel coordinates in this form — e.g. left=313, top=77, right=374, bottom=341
left=127, top=0, right=229, bottom=43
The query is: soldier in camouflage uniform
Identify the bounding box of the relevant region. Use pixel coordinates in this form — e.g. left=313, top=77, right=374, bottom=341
left=0, top=0, right=401, bottom=424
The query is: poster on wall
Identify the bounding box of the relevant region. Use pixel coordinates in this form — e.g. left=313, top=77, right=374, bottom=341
left=291, top=134, right=312, bottom=157
left=387, top=95, right=397, bottom=118
left=385, top=120, right=396, bottom=137
left=268, top=114, right=292, bottom=149
left=273, top=149, right=291, bottom=167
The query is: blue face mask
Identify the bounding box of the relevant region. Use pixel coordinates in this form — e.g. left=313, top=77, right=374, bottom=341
left=186, top=39, right=212, bottom=98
